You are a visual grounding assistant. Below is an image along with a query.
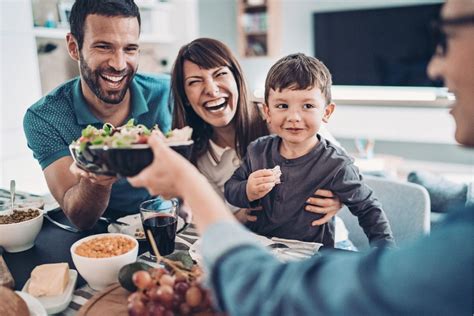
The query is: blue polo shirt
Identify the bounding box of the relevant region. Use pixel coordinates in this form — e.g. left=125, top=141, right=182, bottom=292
left=23, top=73, right=172, bottom=213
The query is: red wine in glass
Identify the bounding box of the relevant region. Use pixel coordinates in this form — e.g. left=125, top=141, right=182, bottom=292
left=143, top=214, right=177, bottom=256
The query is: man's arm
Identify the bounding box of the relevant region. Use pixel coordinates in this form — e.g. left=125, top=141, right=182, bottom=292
left=127, top=135, right=472, bottom=315
left=44, top=156, right=115, bottom=230
left=205, top=215, right=472, bottom=315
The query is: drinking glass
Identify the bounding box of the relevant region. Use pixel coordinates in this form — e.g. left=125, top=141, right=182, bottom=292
left=139, top=197, right=188, bottom=256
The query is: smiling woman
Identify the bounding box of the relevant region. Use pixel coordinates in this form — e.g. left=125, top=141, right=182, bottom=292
left=169, top=38, right=345, bottom=231
left=171, top=38, right=268, bottom=165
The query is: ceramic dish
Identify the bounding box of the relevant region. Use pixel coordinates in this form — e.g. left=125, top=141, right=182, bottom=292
left=15, top=291, right=47, bottom=316
left=22, top=269, right=78, bottom=314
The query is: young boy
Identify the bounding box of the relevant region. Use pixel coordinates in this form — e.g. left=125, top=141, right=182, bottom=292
left=224, top=53, right=395, bottom=247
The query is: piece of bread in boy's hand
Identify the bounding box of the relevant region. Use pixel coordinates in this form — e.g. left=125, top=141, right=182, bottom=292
left=271, top=165, right=282, bottom=184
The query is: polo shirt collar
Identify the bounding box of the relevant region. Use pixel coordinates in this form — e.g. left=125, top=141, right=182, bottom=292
left=73, top=77, right=149, bottom=125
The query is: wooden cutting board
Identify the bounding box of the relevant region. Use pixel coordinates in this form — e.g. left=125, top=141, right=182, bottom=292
left=77, top=283, right=129, bottom=316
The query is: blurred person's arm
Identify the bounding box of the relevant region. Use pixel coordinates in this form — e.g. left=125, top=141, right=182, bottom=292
left=129, top=135, right=472, bottom=315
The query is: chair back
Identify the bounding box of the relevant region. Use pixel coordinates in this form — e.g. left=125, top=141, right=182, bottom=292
left=338, top=176, right=430, bottom=251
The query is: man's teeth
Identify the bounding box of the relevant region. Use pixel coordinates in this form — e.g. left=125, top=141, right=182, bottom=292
left=103, top=74, right=125, bottom=82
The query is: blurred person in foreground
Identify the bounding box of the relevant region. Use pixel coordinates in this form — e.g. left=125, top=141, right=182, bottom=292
left=128, top=0, right=473, bottom=314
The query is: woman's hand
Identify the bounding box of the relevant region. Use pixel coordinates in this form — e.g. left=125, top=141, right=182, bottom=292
left=234, top=206, right=263, bottom=223
left=305, top=189, right=342, bottom=226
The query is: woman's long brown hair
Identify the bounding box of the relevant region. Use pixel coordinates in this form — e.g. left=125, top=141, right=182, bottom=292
left=171, top=38, right=268, bottom=164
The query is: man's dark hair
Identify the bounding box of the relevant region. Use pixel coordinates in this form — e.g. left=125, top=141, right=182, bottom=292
left=69, top=0, right=141, bottom=50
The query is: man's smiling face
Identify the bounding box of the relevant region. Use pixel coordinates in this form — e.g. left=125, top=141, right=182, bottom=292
left=78, top=14, right=140, bottom=105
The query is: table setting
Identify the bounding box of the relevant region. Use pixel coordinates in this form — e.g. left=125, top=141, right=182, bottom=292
left=0, top=123, right=325, bottom=315
left=0, top=187, right=324, bottom=315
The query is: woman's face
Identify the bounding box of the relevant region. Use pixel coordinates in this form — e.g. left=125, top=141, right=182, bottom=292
left=183, top=60, right=239, bottom=128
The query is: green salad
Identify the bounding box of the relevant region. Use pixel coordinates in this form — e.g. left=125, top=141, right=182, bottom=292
left=72, top=119, right=192, bottom=152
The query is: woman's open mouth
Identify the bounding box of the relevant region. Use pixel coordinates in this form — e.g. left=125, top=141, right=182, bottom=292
left=204, top=97, right=228, bottom=112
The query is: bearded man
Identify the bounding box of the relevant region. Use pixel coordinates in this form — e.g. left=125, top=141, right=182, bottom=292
left=23, top=0, right=171, bottom=229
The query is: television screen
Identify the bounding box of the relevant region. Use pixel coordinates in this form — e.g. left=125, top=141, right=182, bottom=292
left=313, top=4, right=443, bottom=87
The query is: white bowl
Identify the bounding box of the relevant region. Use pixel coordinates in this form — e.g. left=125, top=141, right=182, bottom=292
left=70, top=233, right=138, bottom=290
left=0, top=208, right=43, bottom=252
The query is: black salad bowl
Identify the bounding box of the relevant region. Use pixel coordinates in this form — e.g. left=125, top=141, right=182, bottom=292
left=69, top=141, right=193, bottom=177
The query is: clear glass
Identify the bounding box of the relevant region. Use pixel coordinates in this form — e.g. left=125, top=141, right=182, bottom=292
left=140, top=197, right=180, bottom=257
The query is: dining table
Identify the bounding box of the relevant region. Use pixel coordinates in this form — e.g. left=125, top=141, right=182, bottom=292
left=1, top=190, right=331, bottom=315
left=3, top=204, right=201, bottom=315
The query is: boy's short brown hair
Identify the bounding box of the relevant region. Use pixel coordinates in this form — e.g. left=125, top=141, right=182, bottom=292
left=264, top=53, right=332, bottom=105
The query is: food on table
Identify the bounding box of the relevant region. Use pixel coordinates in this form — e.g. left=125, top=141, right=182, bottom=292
left=271, top=165, right=282, bottom=184
left=0, top=208, right=40, bottom=225
left=134, top=228, right=145, bottom=239
left=74, top=235, right=135, bottom=258
left=127, top=264, right=223, bottom=315
left=72, top=118, right=193, bottom=152
left=118, top=262, right=154, bottom=292
left=0, top=286, right=29, bottom=316
left=28, top=263, right=70, bottom=297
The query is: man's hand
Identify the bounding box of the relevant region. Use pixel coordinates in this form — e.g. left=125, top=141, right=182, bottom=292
left=234, top=206, right=263, bottom=223
left=246, top=169, right=277, bottom=202
left=69, top=162, right=116, bottom=187
left=305, top=189, right=342, bottom=226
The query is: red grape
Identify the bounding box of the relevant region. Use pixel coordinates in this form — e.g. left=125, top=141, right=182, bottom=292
left=127, top=264, right=221, bottom=315
left=174, top=281, right=190, bottom=295
left=149, top=302, right=166, bottom=316
left=179, top=302, right=191, bottom=315
left=133, top=270, right=153, bottom=290
left=159, top=274, right=175, bottom=287
left=185, top=286, right=203, bottom=307
left=128, top=299, right=146, bottom=316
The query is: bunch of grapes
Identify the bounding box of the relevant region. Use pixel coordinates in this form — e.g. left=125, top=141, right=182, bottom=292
left=127, top=265, right=222, bottom=316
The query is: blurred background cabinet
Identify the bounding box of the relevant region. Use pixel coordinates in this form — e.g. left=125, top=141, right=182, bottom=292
left=237, top=0, right=280, bottom=57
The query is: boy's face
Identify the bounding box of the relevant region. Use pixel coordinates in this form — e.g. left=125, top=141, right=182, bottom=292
left=264, top=86, right=334, bottom=148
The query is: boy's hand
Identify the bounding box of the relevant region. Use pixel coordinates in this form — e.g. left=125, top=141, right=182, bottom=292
left=246, top=169, right=276, bottom=202
left=234, top=206, right=263, bottom=223
left=305, top=189, right=342, bottom=226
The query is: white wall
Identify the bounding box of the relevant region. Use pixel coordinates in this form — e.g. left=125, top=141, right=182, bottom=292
left=199, top=0, right=458, bottom=146
left=1, top=0, right=47, bottom=194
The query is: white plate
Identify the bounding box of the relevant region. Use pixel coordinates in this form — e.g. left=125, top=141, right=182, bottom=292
left=188, top=234, right=322, bottom=264
left=107, top=214, right=186, bottom=241
left=15, top=291, right=47, bottom=316
left=21, top=269, right=78, bottom=315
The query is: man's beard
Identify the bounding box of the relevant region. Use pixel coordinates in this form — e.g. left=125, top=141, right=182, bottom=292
left=79, top=53, right=137, bottom=105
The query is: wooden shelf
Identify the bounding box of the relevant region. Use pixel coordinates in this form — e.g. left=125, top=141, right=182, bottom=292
left=245, top=31, right=267, bottom=37
left=237, top=0, right=280, bottom=58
